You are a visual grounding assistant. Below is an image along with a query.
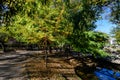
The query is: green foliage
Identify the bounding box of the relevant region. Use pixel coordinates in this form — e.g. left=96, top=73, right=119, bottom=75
left=0, top=27, right=10, bottom=42
left=70, top=31, right=109, bottom=56
left=0, top=0, right=25, bottom=26
left=66, top=0, right=109, bottom=56
left=109, top=0, right=120, bottom=25
left=1, top=0, right=73, bottom=46
left=111, top=26, right=120, bottom=44
left=0, top=0, right=111, bottom=57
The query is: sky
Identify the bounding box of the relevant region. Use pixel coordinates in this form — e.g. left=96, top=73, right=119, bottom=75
left=95, top=19, right=116, bottom=35
left=95, top=7, right=116, bottom=35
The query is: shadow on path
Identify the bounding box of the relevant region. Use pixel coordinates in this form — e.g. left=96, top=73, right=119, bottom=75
left=0, top=50, right=39, bottom=80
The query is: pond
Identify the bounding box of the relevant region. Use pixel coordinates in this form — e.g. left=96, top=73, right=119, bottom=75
left=74, top=56, right=120, bottom=80
left=94, top=67, right=120, bottom=80
left=75, top=66, right=120, bottom=80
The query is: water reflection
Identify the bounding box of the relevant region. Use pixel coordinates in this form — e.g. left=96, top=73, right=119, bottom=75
left=94, top=67, right=120, bottom=80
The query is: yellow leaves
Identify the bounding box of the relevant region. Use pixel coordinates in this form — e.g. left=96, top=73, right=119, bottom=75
left=115, top=31, right=120, bottom=40
left=0, top=27, right=7, bottom=33
left=91, top=0, right=108, bottom=5
left=27, top=36, right=38, bottom=43
left=0, top=27, right=10, bottom=37
left=55, top=5, right=65, bottom=27
left=56, top=0, right=62, bottom=3
left=48, top=34, right=56, bottom=41
left=25, top=0, right=34, bottom=2
left=5, top=0, right=74, bottom=44
left=36, top=32, right=45, bottom=39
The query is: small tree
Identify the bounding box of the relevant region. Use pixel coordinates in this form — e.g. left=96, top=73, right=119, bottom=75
left=111, top=26, right=120, bottom=44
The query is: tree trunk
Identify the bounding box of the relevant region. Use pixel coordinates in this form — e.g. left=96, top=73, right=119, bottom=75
left=0, top=42, right=5, bottom=52
left=44, top=37, right=48, bottom=68
left=49, top=46, right=52, bottom=54
left=45, top=46, right=48, bottom=68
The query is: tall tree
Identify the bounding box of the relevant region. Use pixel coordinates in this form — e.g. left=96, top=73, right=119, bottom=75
left=0, top=0, right=72, bottom=44
left=0, top=0, right=110, bottom=56
left=104, top=0, right=120, bottom=44
left=67, top=0, right=109, bottom=56
left=109, top=0, right=120, bottom=25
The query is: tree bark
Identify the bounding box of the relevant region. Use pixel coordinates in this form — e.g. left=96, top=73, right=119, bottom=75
left=0, top=42, right=5, bottom=52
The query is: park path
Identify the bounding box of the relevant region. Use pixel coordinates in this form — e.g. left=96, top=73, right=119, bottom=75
left=0, top=50, right=42, bottom=80
left=0, top=51, right=28, bottom=80
left=47, top=57, right=81, bottom=80
left=25, top=52, right=82, bottom=80
left=0, top=50, right=82, bottom=80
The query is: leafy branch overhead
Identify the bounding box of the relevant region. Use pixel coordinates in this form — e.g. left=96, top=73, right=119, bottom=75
left=0, top=0, right=119, bottom=56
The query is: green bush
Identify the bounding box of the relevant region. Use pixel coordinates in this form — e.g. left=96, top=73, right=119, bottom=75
left=117, top=49, right=120, bottom=53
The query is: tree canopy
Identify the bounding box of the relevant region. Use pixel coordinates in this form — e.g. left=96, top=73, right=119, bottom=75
left=109, top=0, right=120, bottom=25
left=0, top=0, right=115, bottom=56
left=1, top=0, right=73, bottom=45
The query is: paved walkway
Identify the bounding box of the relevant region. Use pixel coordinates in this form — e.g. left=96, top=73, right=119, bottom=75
left=24, top=52, right=82, bottom=80
left=0, top=50, right=40, bottom=80
left=47, top=57, right=81, bottom=80
left=0, top=50, right=81, bottom=80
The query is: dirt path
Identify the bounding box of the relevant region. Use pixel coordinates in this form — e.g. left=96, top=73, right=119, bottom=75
left=24, top=52, right=82, bottom=80
left=0, top=51, right=83, bottom=80
left=47, top=57, right=81, bottom=80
